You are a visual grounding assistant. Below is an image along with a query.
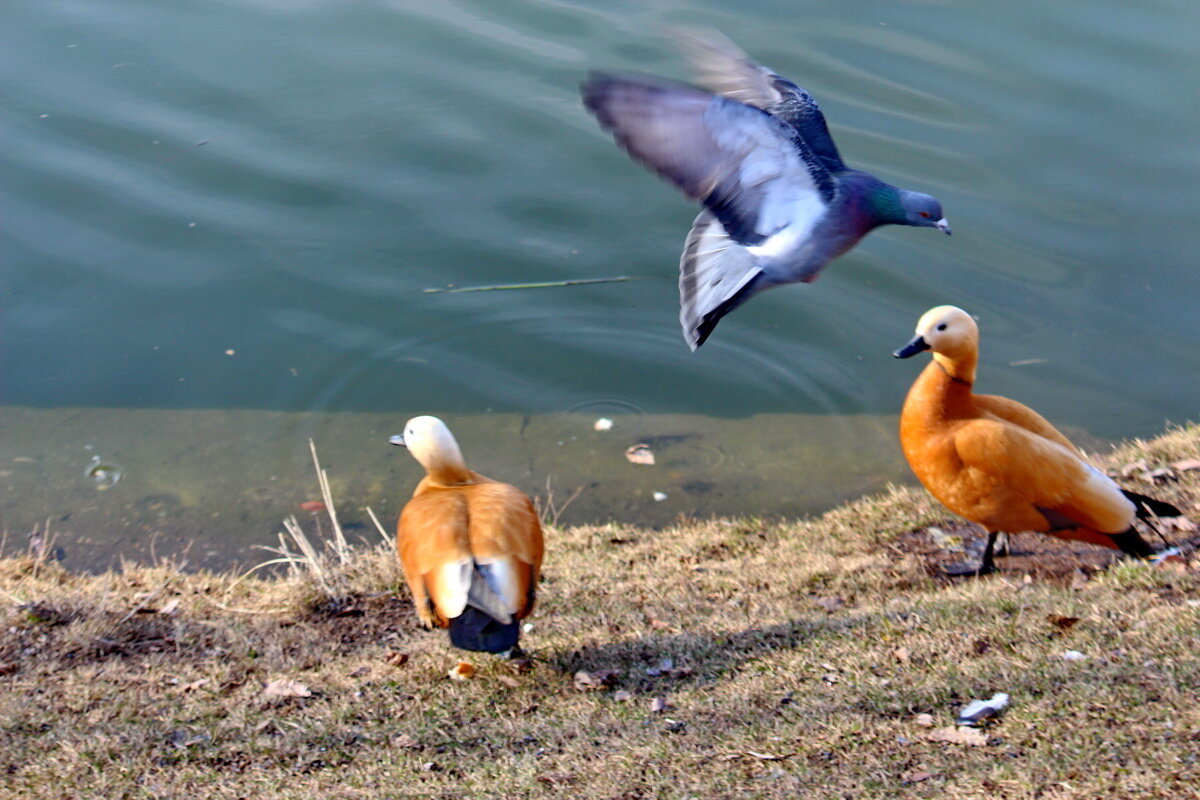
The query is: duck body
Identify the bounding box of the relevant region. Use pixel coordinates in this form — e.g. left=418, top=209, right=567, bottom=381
left=582, top=29, right=950, bottom=350
left=393, top=417, right=543, bottom=653
left=896, top=307, right=1172, bottom=573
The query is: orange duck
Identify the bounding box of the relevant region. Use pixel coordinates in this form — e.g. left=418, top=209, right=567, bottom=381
left=894, top=306, right=1178, bottom=574
left=391, top=416, right=543, bottom=652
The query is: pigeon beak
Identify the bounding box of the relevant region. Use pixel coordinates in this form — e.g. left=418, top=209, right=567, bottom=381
left=389, top=434, right=407, bottom=447
left=935, top=218, right=951, bottom=235
left=894, top=334, right=931, bottom=359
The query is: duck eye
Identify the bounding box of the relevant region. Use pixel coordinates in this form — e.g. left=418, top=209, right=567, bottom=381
left=936, top=323, right=947, bottom=331
left=920, top=211, right=930, bottom=218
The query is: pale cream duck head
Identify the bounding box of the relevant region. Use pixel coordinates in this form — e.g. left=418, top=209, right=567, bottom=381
left=390, top=415, right=472, bottom=484
left=894, top=305, right=980, bottom=382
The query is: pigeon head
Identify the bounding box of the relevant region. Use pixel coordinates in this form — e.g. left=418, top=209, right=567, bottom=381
left=898, top=190, right=951, bottom=234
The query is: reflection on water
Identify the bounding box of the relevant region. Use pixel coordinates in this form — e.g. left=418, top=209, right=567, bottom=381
left=3, top=1, right=1198, bottom=567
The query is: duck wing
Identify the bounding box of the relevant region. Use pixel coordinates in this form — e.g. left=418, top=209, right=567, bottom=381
left=464, top=482, right=544, bottom=619
left=973, top=394, right=1082, bottom=456
left=953, top=419, right=1133, bottom=533
left=397, top=490, right=474, bottom=621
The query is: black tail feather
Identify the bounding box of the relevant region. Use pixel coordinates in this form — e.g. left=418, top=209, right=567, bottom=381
left=448, top=606, right=519, bottom=653
left=1122, top=489, right=1182, bottom=521
left=1109, top=527, right=1156, bottom=558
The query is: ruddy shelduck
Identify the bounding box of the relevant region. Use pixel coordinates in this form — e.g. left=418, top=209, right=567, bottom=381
left=391, top=416, right=543, bottom=653
left=895, top=306, right=1178, bottom=574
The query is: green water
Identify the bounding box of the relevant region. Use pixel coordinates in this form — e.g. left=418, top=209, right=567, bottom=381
left=3, top=1, right=1198, bottom=567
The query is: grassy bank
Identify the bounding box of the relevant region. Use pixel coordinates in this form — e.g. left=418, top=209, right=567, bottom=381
left=2, top=425, right=1199, bottom=799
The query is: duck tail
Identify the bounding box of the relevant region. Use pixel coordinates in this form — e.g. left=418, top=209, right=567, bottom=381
left=679, top=211, right=766, bottom=350
left=1122, top=489, right=1183, bottom=521
left=1108, top=526, right=1156, bottom=559
left=448, top=607, right=520, bottom=653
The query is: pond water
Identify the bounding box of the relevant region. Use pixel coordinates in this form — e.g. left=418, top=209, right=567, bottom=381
left=4, top=0, right=1198, bottom=569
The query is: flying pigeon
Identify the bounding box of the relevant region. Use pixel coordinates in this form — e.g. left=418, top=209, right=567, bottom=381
left=582, top=30, right=951, bottom=350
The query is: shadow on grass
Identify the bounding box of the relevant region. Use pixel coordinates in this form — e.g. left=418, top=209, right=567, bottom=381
left=552, top=612, right=876, bottom=694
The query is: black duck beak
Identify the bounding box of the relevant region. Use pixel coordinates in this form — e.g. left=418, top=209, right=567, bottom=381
left=893, top=334, right=931, bottom=359
left=389, top=434, right=407, bottom=447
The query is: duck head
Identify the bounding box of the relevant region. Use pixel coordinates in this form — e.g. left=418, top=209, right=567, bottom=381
left=390, top=415, right=472, bottom=484
left=894, top=305, right=979, bottom=382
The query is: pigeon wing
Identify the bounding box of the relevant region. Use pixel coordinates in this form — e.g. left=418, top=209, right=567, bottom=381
left=671, top=28, right=847, bottom=172
left=582, top=73, right=836, bottom=246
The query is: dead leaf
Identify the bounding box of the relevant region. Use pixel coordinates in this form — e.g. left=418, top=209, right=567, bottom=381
left=813, top=596, right=845, bottom=613
left=927, top=725, right=989, bottom=746
left=508, top=657, right=533, bottom=673
left=348, top=666, right=370, bottom=678
left=448, top=661, right=475, bottom=681
left=746, top=750, right=790, bottom=761
left=386, top=651, right=410, bottom=668
left=613, top=690, right=633, bottom=702
left=157, top=598, right=180, bottom=616
left=1142, top=467, right=1177, bottom=484
left=1047, top=614, right=1081, bottom=631
left=645, top=657, right=674, bottom=677
left=914, top=713, right=936, bottom=728
left=972, top=638, right=991, bottom=655
left=903, top=770, right=935, bottom=784
left=1162, top=516, right=1198, bottom=532
left=1171, top=458, right=1200, bottom=472
left=299, top=500, right=327, bottom=513
left=893, top=647, right=911, bottom=663
left=1120, top=460, right=1150, bottom=479
left=573, top=670, right=619, bottom=691
left=625, top=444, right=655, bottom=465
left=392, top=733, right=420, bottom=749
left=649, top=697, right=669, bottom=713
left=496, top=675, right=520, bottom=689
left=176, top=679, right=209, bottom=693
left=262, top=678, right=312, bottom=699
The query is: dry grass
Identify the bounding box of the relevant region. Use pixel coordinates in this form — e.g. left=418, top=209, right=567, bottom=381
left=1, top=424, right=1199, bottom=799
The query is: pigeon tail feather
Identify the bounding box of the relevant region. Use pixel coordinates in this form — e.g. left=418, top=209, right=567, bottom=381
left=679, top=212, right=767, bottom=350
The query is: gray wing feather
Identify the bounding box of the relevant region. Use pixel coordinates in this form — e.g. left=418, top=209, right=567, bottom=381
left=678, top=211, right=765, bottom=350
left=672, top=27, right=847, bottom=172
left=582, top=74, right=834, bottom=245
left=672, top=26, right=787, bottom=109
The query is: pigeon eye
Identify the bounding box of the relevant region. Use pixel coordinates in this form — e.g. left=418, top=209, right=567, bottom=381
left=936, top=323, right=947, bottom=331
left=920, top=211, right=931, bottom=218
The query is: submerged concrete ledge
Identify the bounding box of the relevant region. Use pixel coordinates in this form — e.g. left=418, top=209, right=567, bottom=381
left=0, top=405, right=926, bottom=570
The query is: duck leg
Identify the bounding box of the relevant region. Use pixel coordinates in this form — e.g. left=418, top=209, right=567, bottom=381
left=977, top=531, right=1000, bottom=575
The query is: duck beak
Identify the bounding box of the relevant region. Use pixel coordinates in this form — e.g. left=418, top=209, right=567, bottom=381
left=894, top=334, right=931, bottom=359
left=935, top=218, right=951, bottom=235
left=389, top=434, right=407, bottom=447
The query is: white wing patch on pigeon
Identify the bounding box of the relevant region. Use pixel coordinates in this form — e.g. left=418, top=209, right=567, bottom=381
left=746, top=189, right=826, bottom=260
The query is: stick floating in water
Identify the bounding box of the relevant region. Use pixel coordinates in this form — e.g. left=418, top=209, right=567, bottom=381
left=424, top=276, right=641, bottom=294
